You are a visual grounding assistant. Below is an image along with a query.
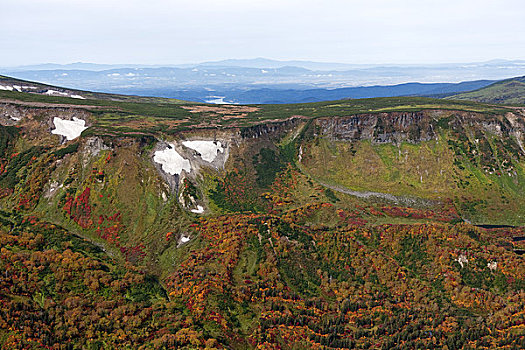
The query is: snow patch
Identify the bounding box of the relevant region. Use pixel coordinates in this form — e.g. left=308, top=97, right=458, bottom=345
left=456, top=254, right=468, bottom=268
left=45, top=90, right=68, bottom=96
left=178, top=235, right=191, bottom=246
left=42, top=89, right=84, bottom=99
left=51, top=117, right=88, bottom=141
left=153, top=144, right=191, bottom=175
left=182, top=140, right=224, bottom=162
left=191, top=205, right=204, bottom=214
left=0, top=85, right=14, bottom=91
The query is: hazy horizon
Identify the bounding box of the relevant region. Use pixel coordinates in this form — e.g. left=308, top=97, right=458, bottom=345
left=2, top=0, right=524, bottom=67
left=3, top=57, right=525, bottom=70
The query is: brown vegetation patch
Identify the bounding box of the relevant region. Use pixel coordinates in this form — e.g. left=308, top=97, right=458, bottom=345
left=119, top=118, right=189, bottom=129
left=181, top=105, right=259, bottom=114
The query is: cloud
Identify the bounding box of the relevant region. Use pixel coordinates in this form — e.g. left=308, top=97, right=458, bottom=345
left=1, top=0, right=524, bottom=66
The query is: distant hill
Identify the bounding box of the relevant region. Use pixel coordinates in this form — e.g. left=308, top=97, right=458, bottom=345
left=88, top=79, right=495, bottom=104
left=216, top=80, right=496, bottom=104
left=449, top=76, right=525, bottom=105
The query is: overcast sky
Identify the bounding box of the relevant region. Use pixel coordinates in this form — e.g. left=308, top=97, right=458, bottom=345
left=1, top=0, right=524, bottom=66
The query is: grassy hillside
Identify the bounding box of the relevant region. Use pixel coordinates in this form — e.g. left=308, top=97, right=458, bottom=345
left=449, top=76, right=525, bottom=105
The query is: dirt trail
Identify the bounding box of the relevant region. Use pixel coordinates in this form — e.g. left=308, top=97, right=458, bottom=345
left=318, top=181, right=438, bottom=207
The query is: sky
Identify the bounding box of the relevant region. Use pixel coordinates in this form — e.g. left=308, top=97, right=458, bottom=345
left=1, top=0, right=525, bottom=66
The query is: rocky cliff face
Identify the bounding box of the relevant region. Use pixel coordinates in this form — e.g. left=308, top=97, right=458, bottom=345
left=2, top=101, right=525, bottom=243
left=315, top=110, right=525, bottom=150
left=240, top=116, right=306, bottom=139
left=315, top=111, right=436, bottom=144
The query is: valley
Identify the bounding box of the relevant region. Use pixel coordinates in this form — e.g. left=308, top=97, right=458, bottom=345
left=0, top=79, right=524, bottom=349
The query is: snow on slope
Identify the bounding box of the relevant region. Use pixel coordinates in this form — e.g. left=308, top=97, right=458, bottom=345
left=51, top=117, right=88, bottom=140
left=0, top=85, right=85, bottom=99
left=182, top=140, right=224, bottom=162
left=153, top=144, right=191, bottom=175
left=191, top=205, right=204, bottom=214
left=45, top=90, right=85, bottom=99
left=45, top=90, right=69, bottom=96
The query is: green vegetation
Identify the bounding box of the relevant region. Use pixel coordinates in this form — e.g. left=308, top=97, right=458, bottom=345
left=52, top=142, right=79, bottom=158
left=0, top=146, right=46, bottom=189
left=300, top=113, right=525, bottom=225
left=253, top=148, right=286, bottom=187
left=0, top=126, right=19, bottom=158
left=449, top=76, right=525, bottom=105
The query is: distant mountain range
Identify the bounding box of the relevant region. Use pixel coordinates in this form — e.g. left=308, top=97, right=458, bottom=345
left=5, top=58, right=525, bottom=71
left=113, top=80, right=495, bottom=104
left=2, top=58, right=525, bottom=104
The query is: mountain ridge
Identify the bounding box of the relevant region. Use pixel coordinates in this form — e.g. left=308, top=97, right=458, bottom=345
left=449, top=75, right=525, bottom=105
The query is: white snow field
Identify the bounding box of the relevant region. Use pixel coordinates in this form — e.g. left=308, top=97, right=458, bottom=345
left=191, top=205, right=204, bottom=214
left=51, top=117, right=88, bottom=140
left=153, top=144, right=191, bottom=175
left=182, top=140, right=224, bottom=163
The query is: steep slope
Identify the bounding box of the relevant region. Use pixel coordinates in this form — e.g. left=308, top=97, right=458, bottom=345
left=0, top=85, right=524, bottom=349
left=302, top=110, right=525, bottom=224
left=449, top=76, right=525, bottom=105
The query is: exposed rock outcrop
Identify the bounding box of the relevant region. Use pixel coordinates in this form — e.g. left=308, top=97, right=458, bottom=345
left=240, top=116, right=306, bottom=139
left=315, top=112, right=436, bottom=144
